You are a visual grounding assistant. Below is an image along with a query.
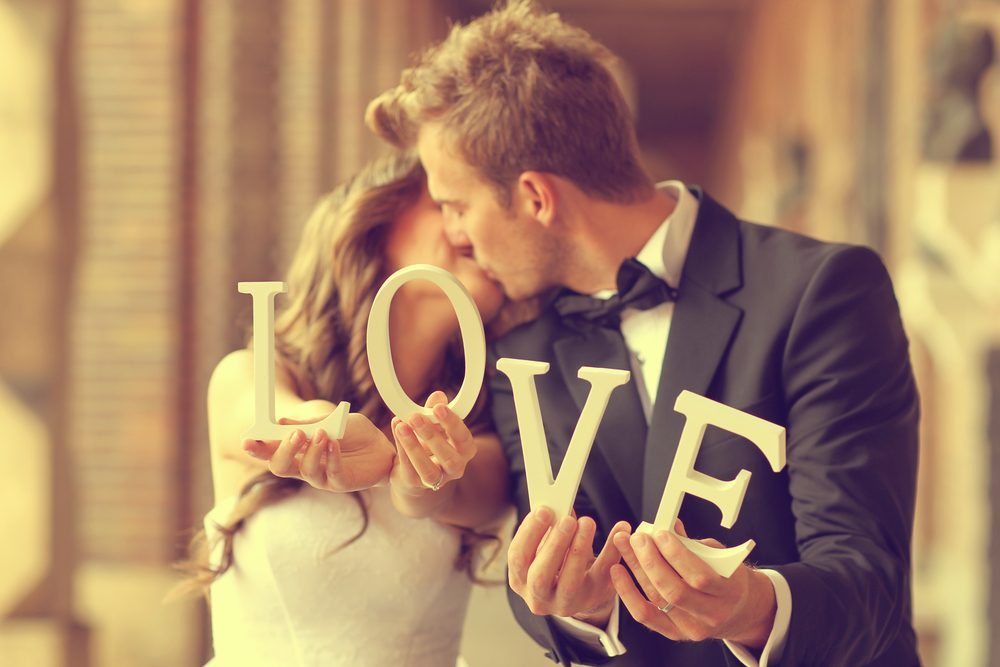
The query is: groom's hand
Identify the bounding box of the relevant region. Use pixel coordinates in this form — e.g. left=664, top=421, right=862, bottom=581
left=610, top=522, right=777, bottom=649
left=508, top=506, right=629, bottom=627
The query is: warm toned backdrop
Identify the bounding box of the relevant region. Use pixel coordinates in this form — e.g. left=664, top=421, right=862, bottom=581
left=1, top=0, right=998, bottom=665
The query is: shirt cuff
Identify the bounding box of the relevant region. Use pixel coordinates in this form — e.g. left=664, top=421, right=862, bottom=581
left=552, top=597, right=627, bottom=657
left=723, top=569, right=791, bottom=667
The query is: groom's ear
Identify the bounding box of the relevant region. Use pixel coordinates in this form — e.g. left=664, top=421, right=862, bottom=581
left=516, top=171, right=557, bottom=228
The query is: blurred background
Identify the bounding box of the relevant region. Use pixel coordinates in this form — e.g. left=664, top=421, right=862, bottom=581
left=1, top=0, right=999, bottom=665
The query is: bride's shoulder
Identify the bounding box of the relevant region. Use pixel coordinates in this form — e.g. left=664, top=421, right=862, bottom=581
left=209, top=349, right=251, bottom=394
left=208, top=349, right=297, bottom=406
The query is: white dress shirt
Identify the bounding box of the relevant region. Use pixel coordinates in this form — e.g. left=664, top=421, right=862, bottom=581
left=550, top=181, right=792, bottom=666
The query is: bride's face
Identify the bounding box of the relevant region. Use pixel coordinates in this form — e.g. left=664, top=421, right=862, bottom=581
left=384, top=186, right=504, bottom=322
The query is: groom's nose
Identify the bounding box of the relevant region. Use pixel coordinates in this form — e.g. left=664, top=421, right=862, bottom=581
left=443, top=224, right=474, bottom=254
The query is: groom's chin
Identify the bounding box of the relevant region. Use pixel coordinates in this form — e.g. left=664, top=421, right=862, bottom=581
left=503, top=284, right=544, bottom=304
left=497, top=280, right=524, bottom=301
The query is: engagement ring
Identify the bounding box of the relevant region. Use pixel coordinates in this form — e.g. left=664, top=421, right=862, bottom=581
left=424, top=469, right=445, bottom=492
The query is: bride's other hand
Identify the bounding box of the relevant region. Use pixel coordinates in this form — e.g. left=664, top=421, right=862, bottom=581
left=390, top=390, right=476, bottom=497
left=388, top=391, right=509, bottom=528
left=244, top=411, right=395, bottom=493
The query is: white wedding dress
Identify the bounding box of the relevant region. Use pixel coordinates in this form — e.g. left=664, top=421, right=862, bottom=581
left=204, top=484, right=472, bottom=666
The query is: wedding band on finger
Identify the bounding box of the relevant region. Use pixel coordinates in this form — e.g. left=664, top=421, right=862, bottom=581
left=658, top=601, right=675, bottom=614
left=423, top=468, right=445, bottom=492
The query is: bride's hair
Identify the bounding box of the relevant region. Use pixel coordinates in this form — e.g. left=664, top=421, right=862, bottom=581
left=176, top=151, right=498, bottom=599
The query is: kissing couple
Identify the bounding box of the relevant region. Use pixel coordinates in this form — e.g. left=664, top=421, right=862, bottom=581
left=187, top=2, right=921, bottom=666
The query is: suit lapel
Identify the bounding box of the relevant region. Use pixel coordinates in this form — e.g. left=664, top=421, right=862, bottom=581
left=554, top=328, right=647, bottom=519
left=641, top=193, right=745, bottom=520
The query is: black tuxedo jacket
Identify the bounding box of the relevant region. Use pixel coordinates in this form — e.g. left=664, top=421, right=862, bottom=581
left=489, top=191, right=920, bottom=666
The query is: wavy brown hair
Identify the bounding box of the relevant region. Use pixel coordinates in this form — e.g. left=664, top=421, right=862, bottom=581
left=177, top=151, right=499, bottom=599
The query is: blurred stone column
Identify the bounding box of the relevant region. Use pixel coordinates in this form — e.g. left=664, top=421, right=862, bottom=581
left=0, top=0, right=86, bottom=665
left=68, top=0, right=203, bottom=664
left=194, top=0, right=453, bottom=391
left=989, top=347, right=1000, bottom=667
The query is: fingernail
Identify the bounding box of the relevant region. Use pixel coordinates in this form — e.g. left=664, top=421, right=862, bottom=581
left=290, top=431, right=303, bottom=446
left=411, top=414, right=426, bottom=428
left=397, top=423, right=412, bottom=437
left=536, top=506, right=554, bottom=523
left=558, top=516, right=575, bottom=533
left=630, top=533, right=647, bottom=549
left=433, top=404, right=448, bottom=419
left=314, top=430, right=327, bottom=444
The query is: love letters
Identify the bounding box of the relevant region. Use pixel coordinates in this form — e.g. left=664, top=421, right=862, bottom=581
left=239, top=264, right=787, bottom=576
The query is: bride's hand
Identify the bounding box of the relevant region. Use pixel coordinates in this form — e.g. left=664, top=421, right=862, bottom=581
left=389, top=390, right=476, bottom=497
left=244, top=410, right=395, bottom=493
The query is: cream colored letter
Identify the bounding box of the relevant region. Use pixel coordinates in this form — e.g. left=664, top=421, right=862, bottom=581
left=367, top=264, right=486, bottom=420
left=238, top=282, right=350, bottom=440
left=496, top=359, right=630, bottom=519
left=637, top=390, right=786, bottom=577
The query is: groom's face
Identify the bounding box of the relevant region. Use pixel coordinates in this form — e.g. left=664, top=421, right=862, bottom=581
left=417, top=123, right=552, bottom=300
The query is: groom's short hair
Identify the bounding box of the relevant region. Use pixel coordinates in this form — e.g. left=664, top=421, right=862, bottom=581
left=366, top=0, right=652, bottom=207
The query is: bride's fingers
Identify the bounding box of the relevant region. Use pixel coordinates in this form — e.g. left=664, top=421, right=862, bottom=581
left=270, top=429, right=306, bottom=477
left=300, top=429, right=328, bottom=487
left=431, top=402, right=475, bottom=462
left=394, top=420, right=443, bottom=486
left=390, top=418, right=421, bottom=485
left=243, top=438, right=277, bottom=460
left=407, top=413, right=462, bottom=477
left=392, top=436, right=424, bottom=486
left=424, top=390, right=449, bottom=409
left=326, top=437, right=342, bottom=478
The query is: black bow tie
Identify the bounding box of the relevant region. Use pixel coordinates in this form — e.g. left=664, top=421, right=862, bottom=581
left=553, top=258, right=679, bottom=329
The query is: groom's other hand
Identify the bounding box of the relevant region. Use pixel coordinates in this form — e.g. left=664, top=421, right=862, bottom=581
left=611, top=523, right=777, bottom=650
left=508, top=507, right=630, bottom=627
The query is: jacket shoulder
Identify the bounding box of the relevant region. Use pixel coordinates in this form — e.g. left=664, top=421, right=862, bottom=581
left=736, top=218, right=888, bottom=289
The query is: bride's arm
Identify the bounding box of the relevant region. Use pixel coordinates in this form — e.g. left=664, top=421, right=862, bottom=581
left=207, top=349, right=316, bottom=500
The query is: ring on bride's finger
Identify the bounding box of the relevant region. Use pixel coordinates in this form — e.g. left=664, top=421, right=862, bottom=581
left=658, top=601, right=675, bottom=614
left=423, top=468, right=445, bottom=492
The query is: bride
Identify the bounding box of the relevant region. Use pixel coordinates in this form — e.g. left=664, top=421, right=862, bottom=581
left=186, top=152, right=511, bottom=666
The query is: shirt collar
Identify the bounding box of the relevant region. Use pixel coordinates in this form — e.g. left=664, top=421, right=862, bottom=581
left=637, top=180, right=698, bottom=288
left=593, top=180, right=699, bottom=298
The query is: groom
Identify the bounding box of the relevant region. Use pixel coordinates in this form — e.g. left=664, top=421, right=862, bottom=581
left=368, top=2, right=920, bottom=665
